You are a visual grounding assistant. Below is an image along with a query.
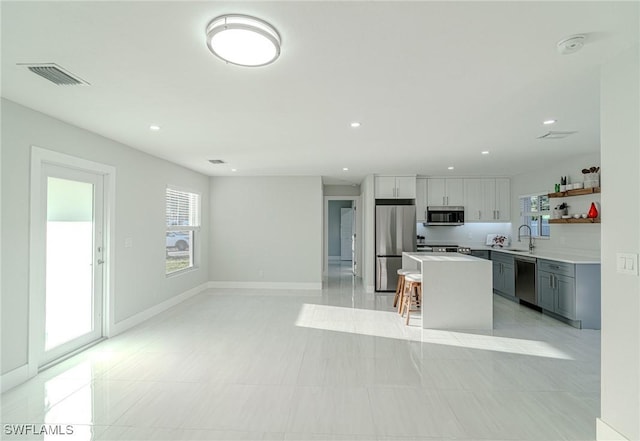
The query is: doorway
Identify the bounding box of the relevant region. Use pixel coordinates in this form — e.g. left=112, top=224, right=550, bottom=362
left=324, top=197, right=360, bottom=277
left=29, top=148, right=114, bottom=373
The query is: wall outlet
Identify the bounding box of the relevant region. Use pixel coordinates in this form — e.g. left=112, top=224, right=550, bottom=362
left=616, top=253, right=639, bottom=276
left=124, top=237, right=133, bottom=248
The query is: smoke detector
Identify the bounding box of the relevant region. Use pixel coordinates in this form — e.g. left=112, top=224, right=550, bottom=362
left=557, top=35, right=586, bottom=55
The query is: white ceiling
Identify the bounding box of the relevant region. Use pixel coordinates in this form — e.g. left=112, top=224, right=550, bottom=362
left=2, top=1, right=638, bottom=185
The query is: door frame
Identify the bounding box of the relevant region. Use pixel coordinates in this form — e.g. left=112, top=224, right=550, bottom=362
left=323, top=196, right=361, bottom=277
left=28, top=146, right=116, bottom=377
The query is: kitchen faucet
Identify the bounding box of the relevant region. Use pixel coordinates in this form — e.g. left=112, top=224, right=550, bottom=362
left=517, top=224, right=535, bottom=253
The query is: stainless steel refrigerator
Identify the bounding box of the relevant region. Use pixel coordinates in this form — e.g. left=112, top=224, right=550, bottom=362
left=375, top=205, right=416, bottom=291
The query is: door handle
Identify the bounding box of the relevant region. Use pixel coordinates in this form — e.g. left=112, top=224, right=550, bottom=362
left=97, top=259, right=105, bottom=265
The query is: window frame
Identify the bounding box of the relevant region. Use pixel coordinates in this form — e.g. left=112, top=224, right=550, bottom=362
left=519, top=193, right=551, bottom=239
left=165, top=186, right=201, bottom=276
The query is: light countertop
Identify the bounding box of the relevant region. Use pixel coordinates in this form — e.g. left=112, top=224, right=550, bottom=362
left=404, top=252, right=486, bottom=262
left=471, top=246, right=600, bottom=264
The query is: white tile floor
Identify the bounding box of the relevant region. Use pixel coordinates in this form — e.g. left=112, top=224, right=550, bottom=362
left=1, top=262, right=600, bottom=440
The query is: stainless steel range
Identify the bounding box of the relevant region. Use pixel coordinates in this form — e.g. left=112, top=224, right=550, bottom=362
left=423, top=244, right=471, bottom=254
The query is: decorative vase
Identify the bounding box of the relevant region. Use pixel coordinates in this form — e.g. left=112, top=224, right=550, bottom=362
left=587, top=202, right=598, bottom=219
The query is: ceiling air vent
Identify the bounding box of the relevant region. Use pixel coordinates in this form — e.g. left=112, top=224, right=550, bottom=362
left=208, top=159, right=226, bottom=164
left=537, top=131, right=577, bottom=140
left=19, top=63, right=89, bottom=86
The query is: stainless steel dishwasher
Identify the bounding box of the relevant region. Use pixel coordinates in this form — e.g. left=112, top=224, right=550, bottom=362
left=515, top=255, right=537, bottom=305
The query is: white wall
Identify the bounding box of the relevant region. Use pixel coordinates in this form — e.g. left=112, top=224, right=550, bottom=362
left=598, top=46, right=640, bottom=441
left=361, top=175, right=375, bottom=292
left=510, top=153, right=601, bottom=256
left=323, top=184, right=361, bottom=197
left=208, top=176, right=322, bottom=288
left=1, top=99, right=210, bottom=376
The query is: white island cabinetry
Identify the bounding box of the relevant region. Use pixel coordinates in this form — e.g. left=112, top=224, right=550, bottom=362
left=402, top=252, right=493, bottom=330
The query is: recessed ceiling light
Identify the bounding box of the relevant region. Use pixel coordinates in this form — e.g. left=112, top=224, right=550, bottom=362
left=149, top=125, right=161, bottom=131
left=448, top=166, right=454, bottom=170
left=543, top=119, right=557, bottom=125
left=350, top=122, right=361, bottom=128
left=343, top=167, right=349, bottom=171
left=231, top=168, right=237, bottom=172
left=206, top=15, right=281, bottom=67
left=481, top=151, right=490, bottom=155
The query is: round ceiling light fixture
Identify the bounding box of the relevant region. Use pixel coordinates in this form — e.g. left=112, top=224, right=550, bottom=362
left=206, top=14, right=281, bottom=67
left=557, top=34, right=586, bottom=55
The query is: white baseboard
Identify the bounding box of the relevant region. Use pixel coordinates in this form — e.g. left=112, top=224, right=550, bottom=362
left=208, top=281, right=322, bottom=291
left=1, top=364, right=31, bottom=393
left=109, top=282, right=208, bottom=337
left=597, top=418, right=629, bottom=440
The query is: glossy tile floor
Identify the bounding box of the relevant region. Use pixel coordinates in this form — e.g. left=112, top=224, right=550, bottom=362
left=2, top=261, right=600, bottom=440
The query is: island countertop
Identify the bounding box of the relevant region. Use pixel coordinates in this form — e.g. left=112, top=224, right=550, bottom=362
left=404, top=252, right=486, bottom=262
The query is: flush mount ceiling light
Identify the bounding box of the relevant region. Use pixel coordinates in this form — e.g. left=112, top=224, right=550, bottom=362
left=543, top=119, right=557, bottom=125
left=149, top=125, right=161, bottom=131
left=350, top=122, right=361, bottom=128
left=342, top=167, right=349, bottom=171
left=206, top=14, right=281, bottom=67
left=557, top=34, right=586, bottom=55
left=481, top=151, right=490, bottom=155
left=447, top=166, right=455, bottom=170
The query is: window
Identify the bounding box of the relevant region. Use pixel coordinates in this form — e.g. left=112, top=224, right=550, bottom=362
left=520, top=194, right=550, bottom=238
left=166, top=187, right=200, bottom=274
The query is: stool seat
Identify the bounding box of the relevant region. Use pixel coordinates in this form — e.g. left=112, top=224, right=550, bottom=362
left=404, top=273, right=422, bottom=283
left=397, top=269, right=419, bottom=276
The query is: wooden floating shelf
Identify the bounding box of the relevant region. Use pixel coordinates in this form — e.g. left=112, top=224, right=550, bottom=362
left=549, top=218, right=601, bottom=224
left=548, top=187, right=601, bottom=198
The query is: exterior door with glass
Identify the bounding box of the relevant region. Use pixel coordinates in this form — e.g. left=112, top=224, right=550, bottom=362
left=39, top=163, right=104, bottom=367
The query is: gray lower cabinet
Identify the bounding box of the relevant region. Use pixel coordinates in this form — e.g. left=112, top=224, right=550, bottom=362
left=537, top=259, right=599, bottom=329
left=471, top=250, right=490, bottom=259
left=492, top=252, right=515, bottom=298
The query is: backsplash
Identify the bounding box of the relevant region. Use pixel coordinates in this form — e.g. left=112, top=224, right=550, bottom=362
left=417, top=222, right=512, bottom=246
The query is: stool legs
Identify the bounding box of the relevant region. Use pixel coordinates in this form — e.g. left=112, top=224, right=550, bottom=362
left=393, top=274, right=405, bottom=309
left=402, top=281, right=422, bottom=325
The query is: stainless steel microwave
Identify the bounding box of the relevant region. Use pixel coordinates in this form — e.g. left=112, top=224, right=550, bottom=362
left=426, top=206, right=465, bottom=226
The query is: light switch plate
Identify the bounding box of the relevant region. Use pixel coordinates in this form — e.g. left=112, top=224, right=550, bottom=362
left=124, top=237, right=133, bottom=248
left=617, top=253, right=639, bottom=275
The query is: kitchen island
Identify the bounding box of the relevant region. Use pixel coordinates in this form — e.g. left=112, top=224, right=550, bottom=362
left=402, top=252, right=493, bottom=330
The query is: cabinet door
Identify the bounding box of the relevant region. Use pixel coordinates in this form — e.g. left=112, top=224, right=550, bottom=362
left=537, top=271, right=555, bottom=311
left=427, top=178, right=446, bottom=206
left=416, top=178, right=428, bottom=221
left=395, top=176, right=416, bottom=199
left=464, top=179, right=484, bottom=221
left=494, top=178, right=511, bottom=221
left=481, top=179, right=496, bottom=220
left=502, top=263, right=515, bottom=297
left=492, top=261, right=504, bottom=292
left=375, top=176, right=396, bottom=198
left=446, top=178, right=465, bottom=206
left=555, top=274, right=576, bottom=319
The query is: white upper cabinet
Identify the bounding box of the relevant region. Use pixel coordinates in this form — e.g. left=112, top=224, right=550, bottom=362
left=494, top=178, right=511, bottom=221
left=464, top=178, right=510, bottom=222
left=375, top=176, right=416, bottom=199
left=427, top=178, right=464, bottom=206
left=416, top=178, right=428, bottom=221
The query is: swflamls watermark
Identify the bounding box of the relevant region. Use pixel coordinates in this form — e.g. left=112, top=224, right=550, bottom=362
left=3, top=424, right=74, bottom=436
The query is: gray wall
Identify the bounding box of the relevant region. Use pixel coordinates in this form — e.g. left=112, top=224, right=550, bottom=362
left=328, top=200, right=353, bottom=257
left=208, top=176, right=322, bottom=285
left=1, top=99, right=210, bottom=375
left=599, top=45, right=640, bottom=440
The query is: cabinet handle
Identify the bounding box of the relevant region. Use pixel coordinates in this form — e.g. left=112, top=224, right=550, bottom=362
left=478, top=210, right=481, bottom=219
left=447, top=196, right=449, bottom=205
left=496, top=210, right=499, bottom=219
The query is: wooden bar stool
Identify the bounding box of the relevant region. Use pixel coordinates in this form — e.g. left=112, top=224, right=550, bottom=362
left=401, top=273, right=422, bottom=325
left=394, top=269, right=419, bottom=312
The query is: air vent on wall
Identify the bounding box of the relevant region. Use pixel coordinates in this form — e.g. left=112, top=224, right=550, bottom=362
left=19, top=63, right=89, bottom=86
left=208, top=159, right=226, bottom=164
left=537, top=131, right=577, bottom=140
